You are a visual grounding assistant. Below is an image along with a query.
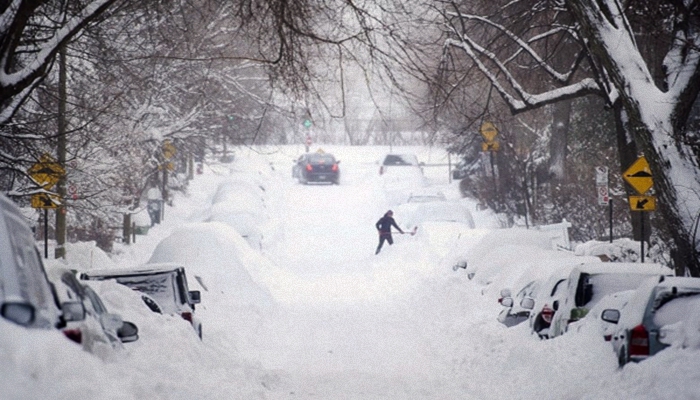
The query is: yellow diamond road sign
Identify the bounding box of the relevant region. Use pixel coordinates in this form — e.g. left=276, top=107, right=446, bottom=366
left=31, top=193, right=60, bottom=209
left=480, top=121, right=498, bottom=143
left=28, top=154, right=65, bottom=190
left=623, top=156, right=653, bottom=194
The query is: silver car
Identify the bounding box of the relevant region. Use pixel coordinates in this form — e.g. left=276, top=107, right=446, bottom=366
left=606, top=276, right=700, bottom=367
left=0, top=193, right=65, bottom=328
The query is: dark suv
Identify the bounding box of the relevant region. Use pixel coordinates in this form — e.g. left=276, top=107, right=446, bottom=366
left=80, top=263, right=202, bottom=338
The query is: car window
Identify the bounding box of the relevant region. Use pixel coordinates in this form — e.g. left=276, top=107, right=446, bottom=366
left=3, top=212, right=54, bottom=308
left=585, top=273, right=662, bottom=308
left=653, top=293, right=700, bottom=327
left=308, top=154, right=335, bottom=163
left=383, top=154, right=418, bottom=166
left=84, top=286, right=108, bottom=315
left=517, top=281, right=537, bottom=299
left=551, top=279, right=567, bottom=296
left=112, top=273, right=179, bottom=313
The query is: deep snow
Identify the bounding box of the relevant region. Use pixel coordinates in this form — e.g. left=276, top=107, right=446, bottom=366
left=2, top=145, right=700, bottom=399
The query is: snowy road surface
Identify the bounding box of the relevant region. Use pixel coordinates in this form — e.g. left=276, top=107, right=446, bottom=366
left=3, top=145, right=700, bottom=399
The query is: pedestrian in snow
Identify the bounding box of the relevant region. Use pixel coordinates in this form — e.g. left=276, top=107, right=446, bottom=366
left=375, top=210, right=404, bottom=254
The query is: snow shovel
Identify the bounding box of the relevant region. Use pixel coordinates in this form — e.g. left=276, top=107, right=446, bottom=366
left=399, top=226, right=418, bottom=236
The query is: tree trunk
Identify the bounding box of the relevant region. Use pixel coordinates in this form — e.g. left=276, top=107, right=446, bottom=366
left=568, top=0, right=700, bottom=276
left=549, top=100, right=572, bottom=181
left=55, top=45, right=67, bottom=260
left=613, top=101, right=650, bottom=242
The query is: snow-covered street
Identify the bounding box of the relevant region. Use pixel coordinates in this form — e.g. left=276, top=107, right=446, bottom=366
left=3, top=145, right=700, bottom=399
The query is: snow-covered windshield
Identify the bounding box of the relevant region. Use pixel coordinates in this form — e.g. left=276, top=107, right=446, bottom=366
left=112, top=274, right=180, bottom=314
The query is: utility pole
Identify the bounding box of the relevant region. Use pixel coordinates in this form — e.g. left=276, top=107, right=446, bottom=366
left=55, top=45, right=67, bottom=259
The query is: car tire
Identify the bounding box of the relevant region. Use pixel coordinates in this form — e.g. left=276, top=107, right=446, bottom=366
left=198, top=325, right=203, bottom=340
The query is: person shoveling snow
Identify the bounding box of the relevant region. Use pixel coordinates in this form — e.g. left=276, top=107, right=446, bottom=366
left=375, top=210, right=416, bottom=254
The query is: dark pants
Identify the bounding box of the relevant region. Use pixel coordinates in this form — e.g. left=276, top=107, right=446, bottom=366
left=375, top=232, right=393, bottom=254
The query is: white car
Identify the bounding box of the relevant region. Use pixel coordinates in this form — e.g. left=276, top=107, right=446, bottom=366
left=568, top=289, right=636, bottom=342
left=406, top=189, right=447, bottom=203
left=397, top=201, right=475, bottom=231
left=47, top=267, right=138, bottom=359
left=81, top=263, right=202, bottom=339
left=498, top=279, right=541, bottom=327
left=521, top=266, right=573, bottom=339
left=607, top=276, right=700, bottom=366
left=0, top=193, right=65, bottom=330
left=378, top=154, right=428, bottom=205
left=547, top=262, right=673, bottom=339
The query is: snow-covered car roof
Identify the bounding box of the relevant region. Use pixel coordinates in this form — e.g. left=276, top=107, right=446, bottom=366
left=380, top=153, right=420, bottom=166
left=80, top=262, right=186, bottom=277
left=399, top=201, right=475, bottom=229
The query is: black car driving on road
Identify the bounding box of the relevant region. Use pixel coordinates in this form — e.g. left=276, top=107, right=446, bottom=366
left=292, top=152, right=340, bottom=184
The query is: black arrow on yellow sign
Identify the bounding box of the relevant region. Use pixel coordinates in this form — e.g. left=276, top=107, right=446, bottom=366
left=628, top=195, right=656, bottom=212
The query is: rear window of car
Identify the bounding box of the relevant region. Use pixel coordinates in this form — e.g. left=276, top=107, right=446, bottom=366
left=653, top=292, right=700, bottom=327
left=583, top=273, right=661, bottom=308
left=383, top=154, right=418, bottom=166
left=307, top=154, right=335, bottom=163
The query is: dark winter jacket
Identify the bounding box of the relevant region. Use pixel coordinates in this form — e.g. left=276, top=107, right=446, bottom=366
left=376, top=214, right=403, bottom=235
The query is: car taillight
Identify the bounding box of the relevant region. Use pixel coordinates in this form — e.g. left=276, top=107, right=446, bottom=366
left=629, top=324, right=650, bottom=357
left=63, top=328, right=82, bottom=344
left=306, top=164, right=313, bottom=172
left=541, top=305, right=554, bottom=324
left=181, top=312, right=193, bottom=323
left=332, top=164, right=338, bottom=172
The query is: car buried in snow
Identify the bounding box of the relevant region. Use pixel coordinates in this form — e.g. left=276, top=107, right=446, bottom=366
left=607, top=276, right=700, bottom=367
left=0, top=193, right=75, bottom=331
left=546, top=262, right=673, bottom=339
left=80, top=263, right=202, bottom=339
left=498, top=280, right=541, bottom=328
left=47, top=267, right=139, bottom=358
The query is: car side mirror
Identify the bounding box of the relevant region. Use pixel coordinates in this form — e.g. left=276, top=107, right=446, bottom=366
left=118, top=321, right=139, bottom=343
left=61, top=301, right=85, bottom=322
left=501, top=297, right=514, bottom=307
left=520, top=297, right=535, bottom=310
left=189, top=290, right=201, bottom=304
left=601, top=309, right=620, bottom=324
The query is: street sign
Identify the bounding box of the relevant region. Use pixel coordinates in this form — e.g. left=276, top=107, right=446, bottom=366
left=305, top=135, right=312, bottom=146
left=597, top=185, right=609, bottom=205
left=480, top=121, right=498, bottom=143
left=595, top=166, right=608, bottom=185
left=28, top=154, right=65, bottom=190
left=481, top=141, right=500, bottom=152
left=303, top=119, right=312, bottom=128
left=628, top=195, right=656, bottom=211
left=623, top=156, right=653, bottom=194
left=31, top=193, right=60, bottom=209
left=163, top=140, right=176, bottom=160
